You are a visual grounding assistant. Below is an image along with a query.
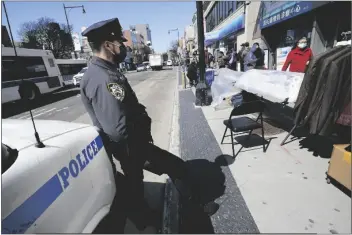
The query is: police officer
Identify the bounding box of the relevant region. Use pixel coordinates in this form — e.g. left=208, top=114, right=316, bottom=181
left=80, top=18, right=193, bottom=230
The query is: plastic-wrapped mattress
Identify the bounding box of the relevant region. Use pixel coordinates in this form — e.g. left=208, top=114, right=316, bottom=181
left=210, top=68, right=244, bottom=110
left=235, top=69, right=305, bottom=104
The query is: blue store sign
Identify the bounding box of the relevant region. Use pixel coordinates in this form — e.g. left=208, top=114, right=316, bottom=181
left=205, top=13, right=245, bottom=47
left=260, top=1, right=312, bottom=29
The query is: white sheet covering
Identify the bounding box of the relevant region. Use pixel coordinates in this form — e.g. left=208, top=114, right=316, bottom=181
left=210, top=68, right=244, bottom=110
left=235, top=69, right=305, bottom=103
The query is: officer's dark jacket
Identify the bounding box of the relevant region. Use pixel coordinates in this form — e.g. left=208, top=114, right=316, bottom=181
left=80, top=57, right=145, bottom=143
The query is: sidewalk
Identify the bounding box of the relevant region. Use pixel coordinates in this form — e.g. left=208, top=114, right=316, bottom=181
left=177, top=71, right=351, bottom=233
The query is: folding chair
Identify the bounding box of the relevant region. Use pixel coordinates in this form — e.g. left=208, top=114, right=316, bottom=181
left=221, top=101, right=266, bottom=158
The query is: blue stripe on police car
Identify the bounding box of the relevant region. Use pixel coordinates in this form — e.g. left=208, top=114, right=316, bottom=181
left=2, top=135, right=104, bottom=234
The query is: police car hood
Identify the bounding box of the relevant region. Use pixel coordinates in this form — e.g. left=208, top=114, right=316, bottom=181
left=2, top=119, right=91, bottom=150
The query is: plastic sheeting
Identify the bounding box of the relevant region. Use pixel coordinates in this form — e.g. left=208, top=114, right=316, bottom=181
left=235, top=69, right=304, bottom=103
left=210, top=68, right=244, bottom=110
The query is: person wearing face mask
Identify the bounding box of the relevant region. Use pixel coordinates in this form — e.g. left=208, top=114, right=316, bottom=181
left=282, top=37, right=313, bottom=73
left=81, top=18, right=213, bottom=232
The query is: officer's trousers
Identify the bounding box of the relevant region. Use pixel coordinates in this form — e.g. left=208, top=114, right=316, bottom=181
left=108, top=139, right=188, bottom=224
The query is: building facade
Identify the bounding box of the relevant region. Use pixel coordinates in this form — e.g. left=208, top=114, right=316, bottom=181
left=131, top=24, right=152, bottom=45
left=204, top=1, right=246, bottom=57
left=258, top=1, right=351, bottom=69
left=184, top=25, right=196, bottom=53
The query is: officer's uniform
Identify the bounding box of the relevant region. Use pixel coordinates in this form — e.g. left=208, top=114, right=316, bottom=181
left=80, top=18, right=188, bottom=229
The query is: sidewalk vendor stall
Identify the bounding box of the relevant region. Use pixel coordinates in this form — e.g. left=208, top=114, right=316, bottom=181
left=209, top=43, right=351, bottom=150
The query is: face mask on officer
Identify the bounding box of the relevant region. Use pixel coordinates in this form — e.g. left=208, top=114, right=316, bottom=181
left=105, top=41, right=127, bottom=64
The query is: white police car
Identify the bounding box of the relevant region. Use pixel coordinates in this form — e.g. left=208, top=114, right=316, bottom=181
left=2, top=119, right=116, bottom=233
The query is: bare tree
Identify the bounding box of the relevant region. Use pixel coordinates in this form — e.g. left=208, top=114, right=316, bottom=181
left=18, top=17, right=74, bottom=59
left=168, top=40, right=179, bottom=60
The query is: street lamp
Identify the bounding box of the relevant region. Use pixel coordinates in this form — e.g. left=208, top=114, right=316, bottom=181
left=168, top=28, right=180, bottom=60
left=63, top=3, right=86, bottom=58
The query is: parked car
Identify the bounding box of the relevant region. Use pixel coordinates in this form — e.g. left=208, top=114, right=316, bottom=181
left=167, top=60, right=173, bottom=66
left=73, top=67, right=88, bottom=87
left=136, top=64, right=147, bottom=72
left=2, top=119, right=116, bottom=233
left=142, top=61, right=151, bottom=70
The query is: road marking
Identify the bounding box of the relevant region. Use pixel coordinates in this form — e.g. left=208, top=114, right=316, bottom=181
left=17, top=108, right=47, bottom=119
left=56, top=107, right=69, bottom=112
left=27, top=108, right=57, bottom=119
left=76, top=94, right=81, bottom=97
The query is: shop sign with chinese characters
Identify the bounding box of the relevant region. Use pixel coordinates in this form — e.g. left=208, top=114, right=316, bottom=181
left=260, top=1, right=312, bottom=29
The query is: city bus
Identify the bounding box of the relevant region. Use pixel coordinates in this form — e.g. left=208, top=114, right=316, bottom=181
left=2, top=47, right=64, bottom=104
left=55, top=59, right=88, bottom=86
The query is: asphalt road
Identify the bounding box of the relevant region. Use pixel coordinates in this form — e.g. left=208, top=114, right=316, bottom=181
left=2, top=68, right=174, bottom=121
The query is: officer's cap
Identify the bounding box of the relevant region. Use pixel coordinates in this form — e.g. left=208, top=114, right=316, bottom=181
left=82, top=18, right=127, bottom=43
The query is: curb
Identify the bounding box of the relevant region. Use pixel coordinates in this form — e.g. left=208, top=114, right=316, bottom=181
left=162, top=67, right=181, bottom=234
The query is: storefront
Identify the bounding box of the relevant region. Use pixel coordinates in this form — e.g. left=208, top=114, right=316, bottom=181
left=204, top=1, right=245, bottom=57
left=205, top=13, right=245, bottom=58
left=259, top=1, right=351, bottom=69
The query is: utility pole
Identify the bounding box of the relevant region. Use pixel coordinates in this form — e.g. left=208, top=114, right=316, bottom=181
left=63, top=3, right=86, bottom=59
left=195, top=1, right=207, bottom=106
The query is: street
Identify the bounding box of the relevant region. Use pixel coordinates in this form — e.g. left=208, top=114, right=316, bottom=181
left=2, top=67, right=177, bottom=234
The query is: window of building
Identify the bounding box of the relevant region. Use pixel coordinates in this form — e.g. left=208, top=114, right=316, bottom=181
left=206, top=1, right=243, bottom=32
left=219, top=1, right=224, bottom=23
left=224, top=1, right=229, bottom=19
left=228, top=1, right=234, bottom=16
left=214, top=2, right=218, bottom=27
left=236, top=1, right=244, bottom=9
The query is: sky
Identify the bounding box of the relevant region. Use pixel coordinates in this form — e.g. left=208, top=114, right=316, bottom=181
left=1, top=1, right=196, bottom=53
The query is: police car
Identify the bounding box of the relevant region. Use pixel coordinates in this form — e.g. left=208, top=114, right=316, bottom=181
left=2, top=119, right=116, bottom=233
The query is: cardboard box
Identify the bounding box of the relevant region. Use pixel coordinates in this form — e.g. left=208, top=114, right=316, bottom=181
left=327, top=144, right=351, bottom=191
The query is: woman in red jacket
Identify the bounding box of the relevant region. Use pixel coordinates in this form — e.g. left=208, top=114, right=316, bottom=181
left=282, top=37, right=313, bottom=73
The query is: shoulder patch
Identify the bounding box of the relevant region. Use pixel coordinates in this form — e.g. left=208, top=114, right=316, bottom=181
left=107, top=83, right=125, bottom=101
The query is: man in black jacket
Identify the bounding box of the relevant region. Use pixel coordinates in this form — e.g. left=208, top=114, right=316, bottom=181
left=187, top=61, right=198, bottom=86
left=253, top=42, right=265, bottom=69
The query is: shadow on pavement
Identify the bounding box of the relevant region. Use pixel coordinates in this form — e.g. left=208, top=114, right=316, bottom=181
left=2, top=88, right=80, bottom=118
left=179, top=157, right=228, bottom=234
left=93, top=171, right=164, bottom=234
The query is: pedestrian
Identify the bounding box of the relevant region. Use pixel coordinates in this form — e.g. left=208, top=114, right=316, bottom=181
left=228, top=48, right=238, bottom=71
left=282, top=37, right=313, bottom=73
left=238, top=42, right=250, bottom=72
left=208, top=52, right=214, bottom=68
left=253, top=43, right=265, bottom=69
left=244, top=43, right=265, bottom=71
left=80, top=18, right=196, bottom=231
left=187, top=60, right=198, bottom=86
left=217, top=51, right=226, bottom=68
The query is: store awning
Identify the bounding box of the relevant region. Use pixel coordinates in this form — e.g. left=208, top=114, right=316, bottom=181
left=205, top=13, right=245, bottom=47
